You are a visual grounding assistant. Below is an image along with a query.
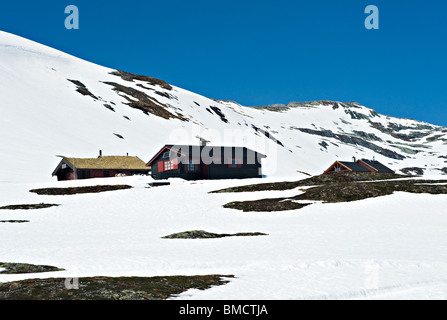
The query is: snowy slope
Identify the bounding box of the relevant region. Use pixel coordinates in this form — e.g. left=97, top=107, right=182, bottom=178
left=1, top=31, right=447, bottom=183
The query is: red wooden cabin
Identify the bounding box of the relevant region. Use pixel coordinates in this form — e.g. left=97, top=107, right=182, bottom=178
left=324, top=157, right=395, bottom=174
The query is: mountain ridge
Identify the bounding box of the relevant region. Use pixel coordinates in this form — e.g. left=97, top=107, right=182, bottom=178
left=1, top=30, right=446, bottom=182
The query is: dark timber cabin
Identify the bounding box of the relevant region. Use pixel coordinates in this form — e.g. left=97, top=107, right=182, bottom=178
left=324, top=157, right=395, bottom=174
left=52, top=152, right=151, bottom=181
left=146, top=143, right=266, bottom=180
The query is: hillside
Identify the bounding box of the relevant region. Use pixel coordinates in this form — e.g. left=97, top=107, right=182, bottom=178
left=1, top=31, right=446, bottom=183
left=1, top=31, right=447, bottom=301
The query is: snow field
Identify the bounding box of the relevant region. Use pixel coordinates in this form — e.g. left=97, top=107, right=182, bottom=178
left=1, top=176, right=446, bottom=299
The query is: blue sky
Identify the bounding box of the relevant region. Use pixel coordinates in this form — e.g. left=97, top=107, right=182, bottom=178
left=1, top=0, right=447, bottom=126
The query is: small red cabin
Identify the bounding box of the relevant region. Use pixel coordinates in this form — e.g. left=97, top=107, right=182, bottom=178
left=324, top=157, right=395, bottom=174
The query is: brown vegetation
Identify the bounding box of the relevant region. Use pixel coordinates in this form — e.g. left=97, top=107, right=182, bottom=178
left=29, top=185, right=132, bottom=196
left=217, top=173, right=447, bottom=212
left=103, top=81, right=187, bottom=121
left=110, top=70, right=172, bottom=90
left=0, top=275, right=233, bottom=300
left=0, top=203, right=60, bottom=210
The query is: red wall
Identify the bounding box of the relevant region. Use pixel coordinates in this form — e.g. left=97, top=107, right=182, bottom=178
left=66, top=172, right=76, bottom=180
left=84, top=170, right=132, bottom=178
left=60, top=170, right=135, bottom=181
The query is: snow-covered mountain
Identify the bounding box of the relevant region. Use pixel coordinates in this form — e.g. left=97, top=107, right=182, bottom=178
left=1, top=30, right=446, bottom=183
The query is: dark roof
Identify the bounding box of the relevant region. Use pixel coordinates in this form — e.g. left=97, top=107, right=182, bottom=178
left=339, top=161, right=371, bottom=172
left=146, top=144, right=267, bottom=166
left=360, top=159, right=395, bottom=173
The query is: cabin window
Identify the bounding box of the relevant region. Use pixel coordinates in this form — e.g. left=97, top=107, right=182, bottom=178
left=61, top=163, right=67, bottom=169
left=78, top=170, right=90, bottom=179
left=165, top=161, right=174, bottom=171
left=104, top=170, right=110, bottom=177
left=162, top=151, right=170, bottom=159
left=161, top=159, right=178, bottom=172
left=335, top=167, right=341, bottom=173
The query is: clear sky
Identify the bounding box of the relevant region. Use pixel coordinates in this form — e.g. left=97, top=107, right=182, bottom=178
left=1, top=0, right=447, bottom=126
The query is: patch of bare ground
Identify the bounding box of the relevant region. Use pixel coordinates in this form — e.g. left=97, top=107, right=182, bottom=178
left=0, top=203, right=60, bottom=210
left=162, top=230, right=268, bottom=239
left=0, top=275, right=234, bottom=300
left=110, top=70, right=173, bottom=90
left=0, top=220, right=29, bottom=223
left=0, top=262, right=64, bottom=274
left=102, top=81, right=187, bottom=121
left=29, top=185, right=132, bottom=196
left=211, top=172, right=407, bottom=193
left=67, top=79, right=98, bottom=99
left=218, top=173, right=447, bottom=212
left=224, top=199, right=311, bottom=212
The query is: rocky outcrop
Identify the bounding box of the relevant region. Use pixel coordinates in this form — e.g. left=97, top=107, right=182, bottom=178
left=109, top=70, right=172, bottom=90
left=102, top=82, right=187, bottom=121
left=67, top=79, right=98, bottom=99
left=0, top=274, right=233, bottom=300
left=297, top=128, right=406, bottom=160
left=0, top=262, right=64, bottom=274
left=162, top=230, right=267, bottom=239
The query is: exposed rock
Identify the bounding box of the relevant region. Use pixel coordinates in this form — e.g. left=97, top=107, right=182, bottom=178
left=426, top=135, right=444, bottom=142
left=0, top=220, right=29, bottom=223
left=319, top=141, right=329, bottom=149
left=103, top=104, right=115, bottom=112
left=0, top=274, right=233, bottom=300
left=369, top=121, right=434, bottom=142
left=102, top=82, right=187, bottom=121
left=67, top=79, right=98, bottom=99
left=392, top=145, right=420, bottom=155
left=344, top=109, right=370, bottom=121
left=29, top=185, right=132, bottom=196
left=435, top=168, right=447, bottom=174
left=252, top=124, right=284, bottom=147
left=212, top=172, right=407, bottom=193
left=0, top=262, right=64, bottom=274
left=297, top=128, right=405, bottom=160
left=162, top=230, right=268, bottom=239
left=209, top=106, right=229, bottom=123
left=109, top=70, right=172, bottom=90
left=0, top=203, right=60, bottom=210
left=352, top=130, right=383, bottom=142
left=400, top=167, right=425, bottom=176
left=221, top=175, right=447, bottom=212
left=224, top=199, right=310, bottom=212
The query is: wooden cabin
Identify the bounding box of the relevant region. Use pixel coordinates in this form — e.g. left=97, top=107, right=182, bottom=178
left=52, top=154, right=151, bottom=181
left=324, top=157, right=395, bottom=174
left=146, top=144, right=266, bottom=180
